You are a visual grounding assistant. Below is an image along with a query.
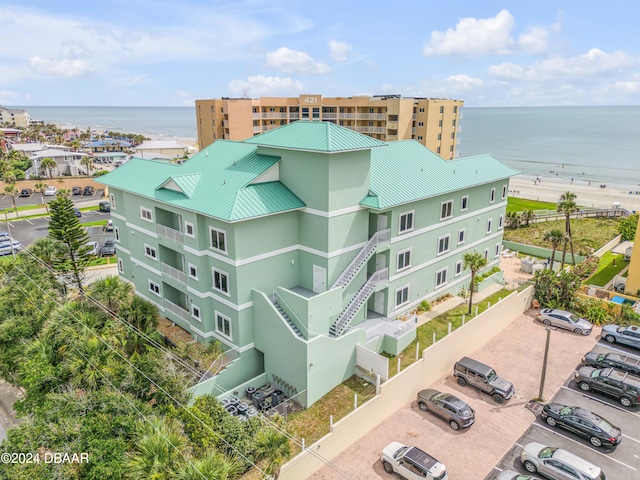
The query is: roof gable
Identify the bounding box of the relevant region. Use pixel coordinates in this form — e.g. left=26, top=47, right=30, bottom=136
left=157, top=173, right=201, bottom=198
left=243, top=121, right=387, bottom=152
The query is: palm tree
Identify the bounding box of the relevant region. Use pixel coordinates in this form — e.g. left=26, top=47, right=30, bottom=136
left=505, top=211, right=521, bottom=228
left=33, top=181, right=49, bottom=213
left=174, top=451, right=242, bottom=480
left=557, top=191, right=579, bottom=266
left=28, top=237, right=63, bottom=267
left=521, top=209, right=535, bottom=226
left=123, top=295, right=159, bottom=331
left=255, top=428, right=291, bottom=479
left=543, top=229, right=565, bottom=271
left=463, top=252, right=487, bottom=315
left=81, top=156, right=93, bottom=177
left=40, top=157, right=57, bottom=179
left=88, top=275, right=133, bottom=314
left=3, top=184, right=19, bottom=218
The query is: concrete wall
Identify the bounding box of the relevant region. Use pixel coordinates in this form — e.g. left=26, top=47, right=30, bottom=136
left=594, top=234, right=622, bottom=257
left=503, top=240, right=586, bottom=265
left=279, top=286, right=534, bottom=480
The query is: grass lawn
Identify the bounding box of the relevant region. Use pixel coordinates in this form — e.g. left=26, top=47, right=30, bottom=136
left=391, top=289, right=511, bottom=376
left=503, top=218, right=620, bottom=256
left=13, top=204, right=44, bottom=212
left=88, top=256, right=116, bottom=266
left=286, top=375, right=376, bottom=446
left=585, top=252, right=628, bottom=286
left=507, top=197, right=558, bottom=213
left=82, top=219, right=107, bottom=227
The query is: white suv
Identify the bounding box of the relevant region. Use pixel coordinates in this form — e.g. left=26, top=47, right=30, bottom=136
left=381, top=442, right=448, bottom=480
left=520, top=442, right=605, bottom=480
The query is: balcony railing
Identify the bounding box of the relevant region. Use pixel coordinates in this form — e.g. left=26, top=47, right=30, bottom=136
left=161, top=262, right=186, bottom=284
left=157, top=224, right=184, bottom=243
left=289, top=113, right=299, bottom=119
left=253, top=126, right=262, bottom=133
left=322, top=113, right=337, bottom=119
left=339, top=113, right=355, bottom=119
left=165, top=299, right=190, bottom=322
left=262, top=112, right=288, bottom=119
left=353, top=126, right=386, bottom=134
left=252, top=113, right=260, bottom=119
left=356, top=113, right=386, bottom=120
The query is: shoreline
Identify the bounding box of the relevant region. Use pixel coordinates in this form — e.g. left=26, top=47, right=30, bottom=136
left=510, top=174, right=640, bottom=212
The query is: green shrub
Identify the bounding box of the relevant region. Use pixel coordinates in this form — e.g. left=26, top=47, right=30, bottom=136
left=618, top=214, right=639, bottom=241
left=572, top=256, right=600, bottom=279
left=419, top=300, right=431, bottom=312
left=93, top=170, right=109, bottom=177
left=474, top=266, right=501, bottom=284
left=573, top=298, right=612, bottom=326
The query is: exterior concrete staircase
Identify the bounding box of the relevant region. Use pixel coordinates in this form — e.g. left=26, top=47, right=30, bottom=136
left=331, top=228, right=390, bottom=289
left=272, top=299, right=305, bottom=339
left=330, top=268, right=389, bottom=338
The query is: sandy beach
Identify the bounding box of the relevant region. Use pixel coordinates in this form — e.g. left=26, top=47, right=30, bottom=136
left=510, top=174, right=640, bottom=212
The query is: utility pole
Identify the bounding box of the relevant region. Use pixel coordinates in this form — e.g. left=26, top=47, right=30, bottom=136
left=538, top=327, right=554, bottom=400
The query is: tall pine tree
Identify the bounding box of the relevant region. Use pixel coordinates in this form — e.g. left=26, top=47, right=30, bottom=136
left=48, top=192, right=91, bottom=293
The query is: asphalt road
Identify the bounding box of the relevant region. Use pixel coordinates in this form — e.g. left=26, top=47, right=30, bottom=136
left=0, top=188, right=105, bottom=211
left=488, top=340, right=640, bottom=479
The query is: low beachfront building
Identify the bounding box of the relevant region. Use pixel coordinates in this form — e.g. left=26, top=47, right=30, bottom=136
left=86, top=139, right=132, bottom=153
left=29, top=148, right=90, bottom=177
left=133, top=140, right=187, bottom=159
left=97, top=122, right=516, bottom=407
left=0, top=106, right=30, bottom=127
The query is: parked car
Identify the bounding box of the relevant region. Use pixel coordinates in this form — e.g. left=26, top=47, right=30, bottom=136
left=495, top=472, right=542, bottom=480
left=19, top=188, right=33, bottom=197
left=85, top=241, right=99, bottom=256
left=44, top=186, right=57, bottom=196
left=537, top=308, right=593, bottom=335
left=601, top=325, right=640, bottom=350
left=583, top=350, right=640, bottom=377
left=73, top=208, right=82, bottom=218
left=541, top=403, right=621, bottom=448
left=0, top=229, right=8, bottom=239
left=575, top=366, right=640, bottom=407
left=83, top=186, right=95, bottom=196
left=520, top=443, right=605, bottom=480
left=416, top=389, right=475, bottom=430
left=380, top=442, right=448, bottom=480
left=453, top=357, right=515, bottom=404
left=98, top=201, right=111, bottom=212
left=0, top=241, right=23, bottom=256
left=100, top=238, right=116, bottom=256
left=72, top=186, right=82, bottom=195
left=104, top=219, right=113, bottom=232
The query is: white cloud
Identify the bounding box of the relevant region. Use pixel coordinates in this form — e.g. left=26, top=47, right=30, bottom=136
left=173, top=90, right=197, bottom=106
left=228, top=75, right=305, bottom=97
left=328, top=40, right=352, bottom=62
left=29, top=56, right=95, bottom=77
left=409, top=74, right=485, bottom=99
left=0, top=90, right=19, bottom=104
left=266, top=47, right=331, bottom=75
left=489, top=48, right=637, bottom=81
left=424, top=9, right=558, bottom=57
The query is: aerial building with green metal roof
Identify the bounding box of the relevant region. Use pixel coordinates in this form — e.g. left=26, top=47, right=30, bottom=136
left=97, top=121, right=517, bottom=408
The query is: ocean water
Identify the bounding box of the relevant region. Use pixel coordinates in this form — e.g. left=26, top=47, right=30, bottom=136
left=14, top=105, right=640, bottom=187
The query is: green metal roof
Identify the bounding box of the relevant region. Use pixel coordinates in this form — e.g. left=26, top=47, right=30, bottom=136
left=97, top=141, right=305, bottom=222
left=361, top=140, right=519, bottom=209
left=243, top=121, right=387, bottom=152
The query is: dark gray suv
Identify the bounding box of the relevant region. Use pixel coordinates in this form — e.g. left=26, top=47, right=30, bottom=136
left=453, top=357, right=515, bottom=404
left=575, top=366, right=640, bottom=407
left=416, top=389, right=475, bottom=430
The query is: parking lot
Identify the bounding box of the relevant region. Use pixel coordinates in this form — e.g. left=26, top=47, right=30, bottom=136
left=488, top=341, right=640, bottom=479
left=311, top=311, right=598, bottom=480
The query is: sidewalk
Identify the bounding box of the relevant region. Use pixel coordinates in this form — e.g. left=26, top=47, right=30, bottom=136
left=416, top=282, right=505, bottom=328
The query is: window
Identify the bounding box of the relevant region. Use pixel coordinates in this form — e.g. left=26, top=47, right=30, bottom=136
left=114, top=227, right=120, bottom=242
left=455, top=260, right=463, bottom=276
left=437, top=133, right=442, bottom=141
left=148, top=280, right=160, bottom=296
left=417, top=135, right=423, bottom=140
left=418, top=122, right=424, bottom=127
left=313, top=107, right=319, bottom=119
left=140, top=207, right=153, bottom=222
left=399, top=211, right=414, bottom=233
left=185, top=222, right=195, bottom=238
left=118, top=258, right=124, bottom=274
left=440, top=200, right=453, bottom=220
left=397, top=249, right=411, bottom=271
left=484, top=249, right=489, bottom=260
left=461, top=195, right=468, bottom=211
left=419, top=107, right=425, bottom=113
left=188, top=264, right=198, bottom=279
left=502, top=185, right=507, bottom=199
left=454, top=106, right=458, bottom=113
left=435, top=268, right=448, bottom=287
left=436, top=147, right=441, bottom=154
left=438, top=235, right=450, bottom=254
left=490, top=188, right=496, bottom=203
left=439, top=106, right=444, bottom=114
left=487, top=219, right=492, bottom=234
left=395, top=286, right=409, bottom=307
left=209, top=227, right=227, bottom=253
left=302, top=107, right=309, bottom=119
left=109, top=193, right=116, bottom=209
left=212, top=268, right=229, bottom=295
left=144, top=244, right=157, bottom=260
left=458, top=228, right=466, bottom=244
left=450, top=145, right=454, bottom=152
left=495, top=243, right=501, bottom=258
left=498, top=214, right=504, bottom=229
left=451, top=132, right=455, bottom=140
left=438, top=120, right=443, bottom=127
left=216, top=312, right=232, bottom=339
left=191, top=304, right=201, bottom=321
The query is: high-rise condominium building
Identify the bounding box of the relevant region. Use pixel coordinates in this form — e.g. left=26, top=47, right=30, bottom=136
left=195, top=95, right=464, bottom=158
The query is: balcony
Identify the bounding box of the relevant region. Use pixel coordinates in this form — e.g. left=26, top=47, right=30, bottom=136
left=387, top=121, right=398, bottom=129
left=162, top=262, right=186, bottom=284
left=356, top=113, right=386, bottom=120
left=386, top=134, right=398, bottom=140
left=339, top=113, right=355, bottom=119
left=412, top=128, right=416, bottom=134
left=322, top=113, right=337, bottom=119
left=262, top=112, right=288, bottom=119
left=157, top=224, right=184, bottom=243
left=289, top=113, right=300, bottom=119
left=252, top=113, right=260, bottom=119
left=165, top=299, right=190, bottom=322
left=253, top=126, right=261, bottom=133
left=457, top=126, right=462, bottom=133
left=458, top=112, right=464, bottom=120
left=353, top=126, right=386, bottom=134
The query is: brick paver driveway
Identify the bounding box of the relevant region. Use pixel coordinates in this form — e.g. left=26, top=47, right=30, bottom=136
left=311, top=310, right=598, bottom=480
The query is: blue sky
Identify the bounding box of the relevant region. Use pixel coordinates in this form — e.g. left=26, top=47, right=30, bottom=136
left=2, top=1, right=640, bottom=107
